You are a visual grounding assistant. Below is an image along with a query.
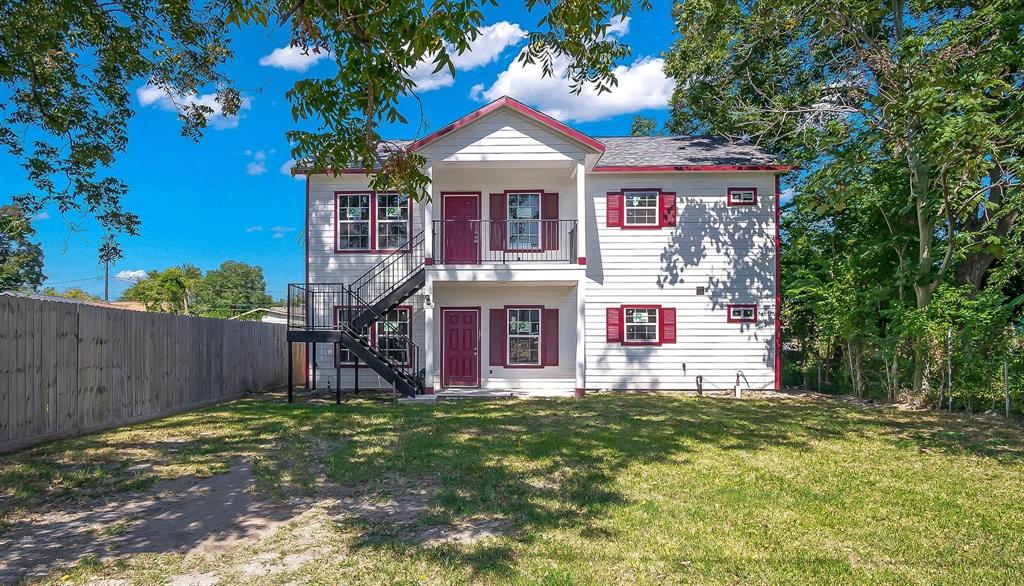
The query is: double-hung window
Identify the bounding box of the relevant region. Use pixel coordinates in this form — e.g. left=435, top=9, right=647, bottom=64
left=335, top=307, right=370, bottom=365
left=376, top=307, right=412, bottom=365
left=376, top=193, right=410, bottom=250
left=336, top=192, right=410, bottom=252
left=624, top=191, right=659, bottom=226
left=624, top=307, right=659, bottom=343
left=507, top=308, right=541, bottom=365
left=337, top=193, right=371, bottom=250
left=507, top=192, right=541, bottom=250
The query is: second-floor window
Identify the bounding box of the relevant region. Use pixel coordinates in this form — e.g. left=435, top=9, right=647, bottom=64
left=624, top=191, right=659, bottom=226
left=376, top=194, right=410, bottom=249
left=507, top=192, right=541, bottom=250
left=337, top=193, right=371, bottom=250
left=336, top=192, right=410, bottom=252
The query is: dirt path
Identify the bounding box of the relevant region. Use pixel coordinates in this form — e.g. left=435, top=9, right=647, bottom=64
left=0, top=464, right=305, bottom=583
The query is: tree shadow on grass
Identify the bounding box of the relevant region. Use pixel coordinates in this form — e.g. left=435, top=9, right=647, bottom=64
left=2, top=394, right=1023, bottom=582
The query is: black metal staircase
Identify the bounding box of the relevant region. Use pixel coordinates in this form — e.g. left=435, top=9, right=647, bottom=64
left=287, top=231, right=427, bottom=397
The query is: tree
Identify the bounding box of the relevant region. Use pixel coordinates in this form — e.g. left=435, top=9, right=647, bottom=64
left=665, top=0, right=1024, bottom=396
left=0, top=204, right=45, bottom=291
left=192, top=260, right=273, bottom=319
left=0, top=0, right=241, bottom=261
left=121, top=265, right=202, bottom=313
left=40, top=286, right=102, bottom=301
left=3, top=1, right=649, bottom=260
left=630, top=114, right=659, bottom=136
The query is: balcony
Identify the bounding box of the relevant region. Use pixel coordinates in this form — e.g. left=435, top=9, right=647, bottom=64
left=431, top=219, right=577, bottom=265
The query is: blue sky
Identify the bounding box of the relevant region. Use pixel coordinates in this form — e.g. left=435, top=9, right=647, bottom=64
left=1, top=2, right=678, bottom=301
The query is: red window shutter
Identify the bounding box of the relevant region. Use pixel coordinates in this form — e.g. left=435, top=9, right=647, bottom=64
left=606, top=194, right=623, bottom=227
left=606, top=306, right=622, bottom=342
left=660, top=307, right=677, bottom=343
left=659, top=194, right=677, bottom=228
left=489, top=308, right=506, bottom=366
left=542, top=308, right=559, bottom=366
left=542, top=193, right=559, bottom=250
left=489, top=193, right=506, bottom=252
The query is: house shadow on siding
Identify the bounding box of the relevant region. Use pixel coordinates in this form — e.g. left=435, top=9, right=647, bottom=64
left=657, top=198, right=776, bottom=369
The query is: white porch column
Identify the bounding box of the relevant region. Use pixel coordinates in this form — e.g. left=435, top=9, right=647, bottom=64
left=574, top=161, right=586, bottom=263
left=423, top=162, right=434, bottom=262
left=575, top=276, right=586, bottom=397
left=422, top=275, right=435, bottom=394
left=422, top=162, right=436, bottom=394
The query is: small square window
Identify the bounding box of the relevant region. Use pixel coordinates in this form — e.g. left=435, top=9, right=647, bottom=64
left=728, top=305, right=757, bottom=322
left=727, top=189, right=757, bottom=206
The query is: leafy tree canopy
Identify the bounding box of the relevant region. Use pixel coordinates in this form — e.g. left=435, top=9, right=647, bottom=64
left=40, top=286, right=102, bottom=301
left=1, top=0, right=649, bottom=262
left=120, top=260, right=272, bottom=319
left=0, top=204, right=45, bottom=291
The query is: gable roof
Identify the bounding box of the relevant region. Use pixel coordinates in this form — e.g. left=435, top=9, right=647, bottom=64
left=593, top=136, right=787, bottom=171
left=405, top=96, right=606, bottom=154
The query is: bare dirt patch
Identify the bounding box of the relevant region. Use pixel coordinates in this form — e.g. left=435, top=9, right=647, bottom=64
left=0, top=464, right=305, bottom=583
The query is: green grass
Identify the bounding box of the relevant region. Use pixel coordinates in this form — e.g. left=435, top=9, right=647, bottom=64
left=3, top=393, right=1024, bottom=584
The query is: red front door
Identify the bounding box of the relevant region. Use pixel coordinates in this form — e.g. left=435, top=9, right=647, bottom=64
left=443, top=194, right=479, bottom=263
left=442, top=309, right=479, bottom=387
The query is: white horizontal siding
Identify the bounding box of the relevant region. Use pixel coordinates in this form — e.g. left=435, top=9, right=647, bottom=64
left=420, top=110, right=586, bottom=163
left=431, top=283, right=577, bottom=391
left=583, top=172, right=779, bottom=391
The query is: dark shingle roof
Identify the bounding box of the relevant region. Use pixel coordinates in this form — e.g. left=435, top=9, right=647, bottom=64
left=594, top=136, right=779, bottom=167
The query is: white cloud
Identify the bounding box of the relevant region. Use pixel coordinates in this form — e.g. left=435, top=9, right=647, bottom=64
left=280, top=159, right=305, bottom=181
left=32, top=211, right=50, bottom=221
left=258, top=45, right=329, bottom=72
left=407, top=21, right=527, bottom=92
left=270, top=226, right=295, bottom=239
left=245, top=226, right=263, bottom=233
left=606, top=15, right=630, bottom=37
left=114, top=269, right=147, bottom=282
left=473, top=51, right=673, bottom=122
left=136, top=83, right=252, bottom=130
left=246, top=150, right=268, bottom=175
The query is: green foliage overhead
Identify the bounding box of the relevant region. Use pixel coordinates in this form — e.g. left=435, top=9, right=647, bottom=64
left=1, top=0, right=649, bottom=262
left=40, top=286, right=102, bottom=302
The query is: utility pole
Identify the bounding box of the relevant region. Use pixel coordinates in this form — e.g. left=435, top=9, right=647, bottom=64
left=104, top=258, right=109, bottom=301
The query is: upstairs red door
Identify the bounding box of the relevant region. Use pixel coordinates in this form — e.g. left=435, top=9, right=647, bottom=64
left=442, top=309, right=479, bottom=387
left=443, top=194, right=479, bottom=263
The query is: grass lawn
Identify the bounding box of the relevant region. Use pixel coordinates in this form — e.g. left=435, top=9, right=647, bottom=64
left=2, top=393, right=1024, bottom=584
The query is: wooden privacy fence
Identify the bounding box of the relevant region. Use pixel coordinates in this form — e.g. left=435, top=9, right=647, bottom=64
left=0, top=295, right=306, bottom=453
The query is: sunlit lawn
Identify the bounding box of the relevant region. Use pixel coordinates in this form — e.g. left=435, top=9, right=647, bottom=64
left=2, top=393, right=1023, bottom=584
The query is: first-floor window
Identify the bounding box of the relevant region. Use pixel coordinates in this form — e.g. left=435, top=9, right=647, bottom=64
left=624, top=307, right=659, bottom=343
left=507, top=192, right=541, bottom=249
left=336, top=306, right=370, bottom=365
left=507, top=308, right=541, bottom=365
left=376, top=307, right=411, bottom=365
left=729, top=304, right=756, bottom=322
left=624, top=190, right=658, bottom=226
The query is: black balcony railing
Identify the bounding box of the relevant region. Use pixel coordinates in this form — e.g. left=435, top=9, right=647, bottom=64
left=431, top=219, right=577, bottom=264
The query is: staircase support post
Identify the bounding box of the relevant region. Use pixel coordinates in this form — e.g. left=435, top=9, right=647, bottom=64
left=336, top=363, right=341, bottom=404
left=311, top=342, right=317, bottom=391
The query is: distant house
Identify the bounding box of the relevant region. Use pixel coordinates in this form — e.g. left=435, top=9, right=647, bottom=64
left=288, top=96, right=787, bottom=397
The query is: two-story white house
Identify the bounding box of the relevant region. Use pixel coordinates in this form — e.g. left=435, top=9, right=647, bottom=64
left=287, top=96, right=787, bottom=398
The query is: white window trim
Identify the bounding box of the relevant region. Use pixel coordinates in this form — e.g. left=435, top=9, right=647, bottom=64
left=337, top=193, right=372, bottom=251
left=506, top=307, right=542, bottom=366
left=729, top=305, right=756, bottom=322
left=624, top=306, right=660, bottom=343
left=728, top=189, right=757, bottom=205
left=376, top=306, right=411, bottom=365
left=623, top=190, right=659, bottom=226
left=375, top=193, right=410, bottom=251
left=506, top=192, right=542, bottom=250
